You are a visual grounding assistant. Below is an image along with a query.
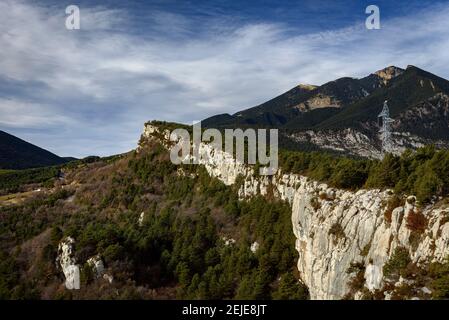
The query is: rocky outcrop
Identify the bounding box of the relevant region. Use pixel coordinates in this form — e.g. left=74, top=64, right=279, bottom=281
left=286, top=128, right=449, bottom=160
left=86, top=255, right=113, bottom=283
left=56, top=237, right=80, bottom=290
left=297, top=84, right=318, bottom=91
left=141, top=122, right=449, bottom=300
left=250, top=241, right=260, bottom=253
left=374, top=66, right=404, bottom=85
left=241, top=172, right=449, bottom=299
left=286, top=129, right=381, bottom=159
left=294, top=93, right=341, bottom=111
left=138, top=211, right=145, bottom=226
left=222, top=236, right=236, bottom=246
left=237, top=166, right=449, bottom=299
left=87, top=255, right=105, bottom=278
left=291, top=188, right=449, bottom=299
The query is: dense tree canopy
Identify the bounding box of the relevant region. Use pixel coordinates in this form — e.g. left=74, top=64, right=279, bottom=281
left=280, top=145, right=449, bottom=204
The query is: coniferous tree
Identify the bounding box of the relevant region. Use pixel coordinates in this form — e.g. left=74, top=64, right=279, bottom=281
left=273, top=272, right=308, bottom=300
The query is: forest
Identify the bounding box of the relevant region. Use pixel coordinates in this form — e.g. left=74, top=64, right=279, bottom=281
left=0, top=141, right=307, bottom=299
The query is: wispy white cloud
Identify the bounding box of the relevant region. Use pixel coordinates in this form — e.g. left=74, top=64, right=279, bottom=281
left=1, top=0, right=449, bottom=157
left=0, top=98, right=72, bottom=128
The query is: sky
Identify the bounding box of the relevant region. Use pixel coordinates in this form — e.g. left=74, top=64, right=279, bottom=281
left=1, top=0, right=449, bottom=158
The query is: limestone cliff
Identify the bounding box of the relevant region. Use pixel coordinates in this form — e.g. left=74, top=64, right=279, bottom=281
left=286, top=129, right=449, bottom=160
left=141, top=122, right=449, bottom=300
left=56, top=237, right=80, bottom=290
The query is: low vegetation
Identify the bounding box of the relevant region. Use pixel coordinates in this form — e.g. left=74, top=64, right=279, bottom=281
left=0, top=167, right=60, bottom=194
left=383, top=247, right=412, bottom=280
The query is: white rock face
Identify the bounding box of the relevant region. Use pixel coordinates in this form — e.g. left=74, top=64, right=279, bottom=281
left=288, top=129, right=382, bottom=159
left=421, top=287, right=432, bottom=295
left=103, top=273, right=114, bottom=284
left=197, top=142, right=251, bottom=185
left=291, top=184, right=448, bottom=299
left=141, top=123, right=449, bottom=300
left=87, top=255, right=105, bottom=278
left=364, top=264, right=383, bottom=291
left=57, top=237, right=80, bottom=290
left=138, top=211, right=145, bottom=226
left=375, top=66, right=404, bottom=85
left=222, top=236, right=236, bottom=246
left=140, top=123, right=252, bottom=185
left=250, top=241, right=260, bottom=253
left=287, top=129, right=449, bottom=160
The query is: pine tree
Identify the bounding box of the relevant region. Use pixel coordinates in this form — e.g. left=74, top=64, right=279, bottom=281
left=236, top=274, right=255, bottom=299
left=273, top=272, right=308, bottom=300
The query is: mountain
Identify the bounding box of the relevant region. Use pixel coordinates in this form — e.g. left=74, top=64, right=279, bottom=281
left=203, top=65, right=449, bottom=158
left=0, top=130, right=69, bottom=169
left=203, top=66, right=401, bottom=129
left=3, top=121, right=449, bottom=300
left=2, top=66, right=449, bottom=301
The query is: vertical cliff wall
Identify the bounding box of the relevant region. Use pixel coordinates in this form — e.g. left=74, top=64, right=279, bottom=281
left=141, top=123, right=449, bottom=300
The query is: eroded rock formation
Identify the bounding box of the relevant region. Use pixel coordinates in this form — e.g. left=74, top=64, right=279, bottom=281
left=56, top=237, right=80, bottom=290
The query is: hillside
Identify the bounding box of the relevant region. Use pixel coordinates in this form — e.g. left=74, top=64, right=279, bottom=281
left=0, top=131, right=306, bottom=300
left=0, top=130, right=69, bottom=169
left=1, top=121, right=449, bottom=300
left=203, top=66, right=402, bottom=129
left=203, top=66, right=449, bottom=158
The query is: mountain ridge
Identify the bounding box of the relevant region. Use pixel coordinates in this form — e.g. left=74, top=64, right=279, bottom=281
left=203, top=65, right=449, bottom=158
left=0, top=130, right=69, bottom=169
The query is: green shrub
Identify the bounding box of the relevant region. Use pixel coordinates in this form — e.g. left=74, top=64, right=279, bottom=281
left=383, top=247, right=411, bottom=279
left=272, top=272, right=309, bottom=300
left=414, top=171, right=442, bottom=204
left=0, top=166, right=60, bottom=193
left=429, top=259, right=449, bottom=299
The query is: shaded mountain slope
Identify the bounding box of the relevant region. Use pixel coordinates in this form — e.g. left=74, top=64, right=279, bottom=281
left=0, top=130, right=68, bottom=169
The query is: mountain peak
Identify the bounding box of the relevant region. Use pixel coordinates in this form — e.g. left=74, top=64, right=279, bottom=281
left=374, top=66, right=405, bottom=84
left=297, top=84, right=318, bottom=91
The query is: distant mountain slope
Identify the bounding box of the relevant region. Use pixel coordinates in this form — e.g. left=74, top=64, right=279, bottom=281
left=203, top=66, right=401, bottom=129
left=203, top=65, right=449, bottom=158
left=0, top=130, right=68, bottom=169
left=317, top=66, right=449, bottom=131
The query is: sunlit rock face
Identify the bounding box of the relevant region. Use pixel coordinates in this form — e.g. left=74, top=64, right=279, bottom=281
left=141, top=122, right=449, bottom=300
left=241, top=173, right=449, bottom=299
left=57, top=237, right=80, bottom=290
left=374, top=66, right=404, bottom=85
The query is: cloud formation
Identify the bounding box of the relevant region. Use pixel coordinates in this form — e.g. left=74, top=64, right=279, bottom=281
left=1, top=0, right=449, bottom=157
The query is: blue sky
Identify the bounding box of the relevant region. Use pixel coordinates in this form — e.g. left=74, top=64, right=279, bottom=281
left=1, top=0, right=449, bottom=157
